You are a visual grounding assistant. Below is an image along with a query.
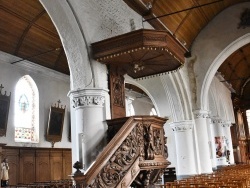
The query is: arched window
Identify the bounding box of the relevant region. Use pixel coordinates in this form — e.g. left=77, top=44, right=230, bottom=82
left=14, top=75, right=39, bottom=143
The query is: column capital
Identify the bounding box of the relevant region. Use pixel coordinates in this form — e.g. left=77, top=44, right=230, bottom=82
left=68, top=88, right=108, bottom=108
left=210, top=117, right=223, bottom=124
left=193, top=109, right=210, bottom=119
left=221, top=121, right=232, bottom=127
left=170, top=120, right=194, bottom=132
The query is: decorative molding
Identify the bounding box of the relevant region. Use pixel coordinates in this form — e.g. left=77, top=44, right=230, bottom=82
left=72, top=95, right=105, bottom=108
left=211, top=117, right=223, bottom=124
left=221, top=121, right=232, bottom=128
left=68, top=88, right=108, bottom=108
left=139, top=162, right=170, bottom=167
left=193, top=109, right=210, bottom=119
left=170, top=120, right=194, bottom=132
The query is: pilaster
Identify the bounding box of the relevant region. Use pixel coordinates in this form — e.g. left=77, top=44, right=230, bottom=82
left=170, top=120, right=197, bottom=179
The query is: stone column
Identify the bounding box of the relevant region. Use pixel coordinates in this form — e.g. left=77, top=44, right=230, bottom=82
left=170, top=120, right=197, bottom=179
left=125, top=96, right=134, bottom=116
left=193, top=110, right=213, bottom=174
left=221, top=121, right=235, bottom=165
left=211, top=117, right=228, bottom=167
left=68, top=88, right=108, bottom=172
left=207, top=118, right=217, bottom=170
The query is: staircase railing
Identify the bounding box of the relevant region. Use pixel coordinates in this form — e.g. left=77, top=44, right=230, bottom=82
left=73, top=116, right=170, bottom=187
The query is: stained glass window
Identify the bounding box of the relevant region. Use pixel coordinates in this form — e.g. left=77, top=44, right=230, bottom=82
left=14, top=75, right=39, bottom=143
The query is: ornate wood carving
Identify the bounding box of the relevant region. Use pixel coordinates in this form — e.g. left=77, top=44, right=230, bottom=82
left=109, top=65, right=126, bottom=119
left=144, top=125, right=155, bottom=160
left=84, top=116, right=170, bottom=187
left=92, top=29, right=186, bottom=79
left=90, top=126, right=139, bottom=187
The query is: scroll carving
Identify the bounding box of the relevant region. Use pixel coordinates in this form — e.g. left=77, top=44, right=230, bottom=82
left=90, top=127, right=139, bottom=187
left=84, top=116, right=170, bottom=188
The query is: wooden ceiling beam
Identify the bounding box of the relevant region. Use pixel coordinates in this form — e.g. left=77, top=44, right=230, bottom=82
left=14, top=10, right=46, bottom=56
left=0, top=6, right=58, bottom=38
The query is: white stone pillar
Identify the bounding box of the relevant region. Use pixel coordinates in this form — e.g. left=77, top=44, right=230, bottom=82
left=170, top=120, right=197, bottom=179
left=125, top=96, right=134, bottom=116
left=211, top=117, right=228, bottom=167
left=221, top=121, right=235, bottom=165
left=68, top=88, right=108, bottom=172
left=207, top=118, right=217, bottom=170
left=193, top=110, right=213, bottom=174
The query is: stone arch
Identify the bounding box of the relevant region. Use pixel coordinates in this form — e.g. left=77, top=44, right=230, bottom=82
left=201, top=33, right=250, bottom=110
left=124, top=76, right=161, bottom=116
left=39, top=0, right=94, bottom=90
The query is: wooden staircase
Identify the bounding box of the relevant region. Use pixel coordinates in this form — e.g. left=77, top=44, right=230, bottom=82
left=72, top=116, right=171, bottom=188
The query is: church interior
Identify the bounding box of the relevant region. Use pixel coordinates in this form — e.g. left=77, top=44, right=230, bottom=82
left=0, top=0, right=250, bottom=187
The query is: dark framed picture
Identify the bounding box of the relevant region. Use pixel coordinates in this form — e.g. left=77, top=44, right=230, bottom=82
left=46, top=106, right=65, bottom=144
left=0, top=89, right=11, bottom=137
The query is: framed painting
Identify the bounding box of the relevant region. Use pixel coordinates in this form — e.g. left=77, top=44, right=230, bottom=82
left=46, top=102, right=66, bottom=147
left=0, top=85, right=11, bottom=137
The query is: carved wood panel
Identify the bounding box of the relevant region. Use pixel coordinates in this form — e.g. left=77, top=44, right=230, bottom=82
left=50, top=151, right=63, bottom=180
left=63, top=150, right=72, bottom=179
left=109, top=65, right=126, bottom=119
left=36, top=150, right=50, bottom=182
left=2, top=147, right=72, bottom=185
left=19, top=149, right=36, bottom=184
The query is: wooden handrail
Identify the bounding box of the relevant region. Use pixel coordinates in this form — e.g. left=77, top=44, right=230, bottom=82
left=79, top=115, right=170, bottom=187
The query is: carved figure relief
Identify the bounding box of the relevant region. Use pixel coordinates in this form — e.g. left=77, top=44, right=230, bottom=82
left=144, top=125, right=155, bottom=160
left=153, top=129, right=162, bottom=155
left=112, top=75, right=125, bottom=107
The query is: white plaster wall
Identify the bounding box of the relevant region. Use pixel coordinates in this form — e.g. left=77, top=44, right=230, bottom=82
left=191, top=2, right=250, bottom=110
left=41, top=0, right=153, bottom=90
left=208, top=76, right=235, bottom=123
left=0, top=52, right=71, bottom=148
left=125, top=90, right=155, bottom=115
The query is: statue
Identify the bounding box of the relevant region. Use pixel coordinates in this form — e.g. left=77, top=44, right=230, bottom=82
left=1, top=158, right=9, bottom=187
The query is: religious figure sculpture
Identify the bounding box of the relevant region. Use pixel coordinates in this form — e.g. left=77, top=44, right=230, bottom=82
left=1, top=158, right=9, bottom=187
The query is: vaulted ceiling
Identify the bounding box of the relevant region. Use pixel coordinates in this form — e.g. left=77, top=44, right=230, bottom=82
left=0, top=0, right=249, bottom=98
left=0, top=0, right=69, bottom=75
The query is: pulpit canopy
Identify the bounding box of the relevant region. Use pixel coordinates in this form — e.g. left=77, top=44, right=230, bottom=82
left=91, top=29, right=187, bottom=79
